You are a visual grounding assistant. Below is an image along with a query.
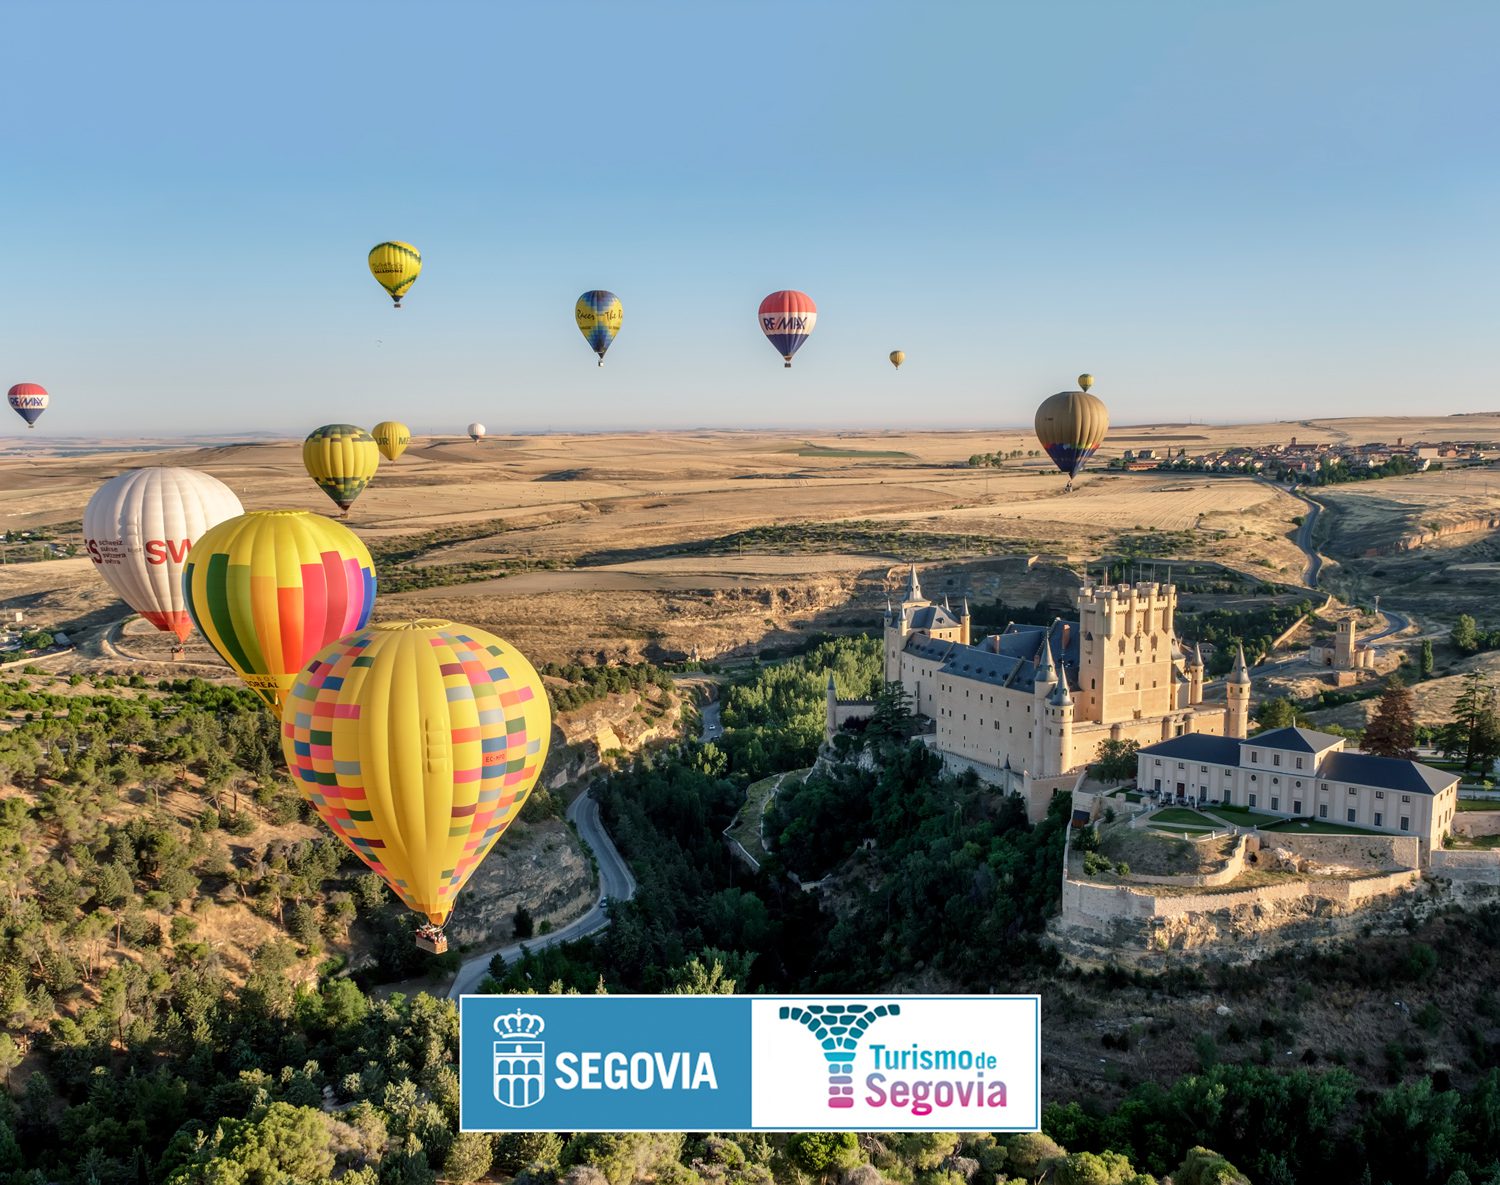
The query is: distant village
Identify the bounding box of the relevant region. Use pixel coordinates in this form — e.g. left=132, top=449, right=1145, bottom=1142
left=1109, top=435, right=1500, bottom=480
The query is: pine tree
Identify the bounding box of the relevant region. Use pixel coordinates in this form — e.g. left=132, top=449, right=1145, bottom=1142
left=1420, top=639, right=1434, bottom=680
left=1363, top=676, right=1417, bottom=759
left=1441, top=671, right=1498, bottom=772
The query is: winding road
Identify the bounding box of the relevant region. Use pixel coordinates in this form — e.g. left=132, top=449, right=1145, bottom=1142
left=447, top=786, right=636, bottom=999
left=1285, top=485, right=1325, bottom=588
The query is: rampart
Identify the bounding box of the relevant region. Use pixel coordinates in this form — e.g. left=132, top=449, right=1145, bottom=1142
left=1250, top=831, right=1421, bottom=871
left=1454, top=813, right=1500, bottom=839
left=1430, top=849, right=1500, bottom=882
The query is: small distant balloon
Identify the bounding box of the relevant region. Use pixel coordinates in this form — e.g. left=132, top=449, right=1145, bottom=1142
left=468, top=422, right=486, bottom=444
left=372, top=420, right=411, bottom=463
left=758, top=290, right=817, bottom=368
left=1078, top=373, right=1094, bottom=393
left=576, top=290, right=623, bottom=366
left=8, top=383, right=48, bottom=429
left=304, top=425, right=380, bottom=514
left=368, top=241, right=421, bottom=308
left=889, top=351, right=905, bottom=370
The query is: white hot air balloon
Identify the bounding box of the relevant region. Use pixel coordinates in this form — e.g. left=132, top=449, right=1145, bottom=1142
left=83, top=468, right=244, bottom=647
left=468, top=422, right=486, bottom=444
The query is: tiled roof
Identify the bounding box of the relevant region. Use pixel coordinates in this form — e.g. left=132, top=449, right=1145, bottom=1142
left=1319, top=751, right=1459, bottom=796
left=1139, top=733, right=1243, bottom=765
left=1243, top=726, right=1344, bottom=753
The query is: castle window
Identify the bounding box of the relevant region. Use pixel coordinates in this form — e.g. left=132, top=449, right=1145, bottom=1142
left=1348, top=808, right=1357, bottom=822
left=1249, top=793, right=1257, bottom=807
left=1401, top=795, right=1410, bottom=803
left=1271, top=797, right=1279, bottom=811
left=1375, top=812, right=1383, bottom=827
left=1400, top=816, right=1409, bottom=831
left=1294, top=801, right=1302, bottom=814
left=1319, top=804, right=1328, bottom=818
left=1272, top=754, right=1281, bottom=767
left=1272, top=777, right=1279, bottom=786
left=1321, top=782, right=1330, bottom=792
left=1250, top=752, right=1258, bottom=763
left=1295, top=780, right=1302, bottom=789
left=1295, top=757, right=1304, bottom=769
left=1200, top=766, right=1207, bottom=772
left=1375, top=791, right=1383, bottom=799
left=1348, top=787, right=1357, bottom=795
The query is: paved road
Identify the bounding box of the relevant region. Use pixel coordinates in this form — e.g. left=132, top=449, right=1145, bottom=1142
left=700, top=699, right=722, bottom=742
left=1287, top=486, right=1325, bottom=588
left=447, top=787, right=637, bottom=999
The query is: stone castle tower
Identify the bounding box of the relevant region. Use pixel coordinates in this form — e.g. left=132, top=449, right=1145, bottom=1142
left=1073, top=582, right=1179, bottom=725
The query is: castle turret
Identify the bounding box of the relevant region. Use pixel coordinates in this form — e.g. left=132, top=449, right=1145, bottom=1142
left=905, top=564, right=925, bottom=605
left=1044, top=674, right=1074, bottom=777
left=1188, top=642, right=1204, bottom=706
left=1226, top=643, right=1251, bottom=738
left=960, top=596, right=971, bottom=647
left=825, top=671, right=838, bottom=741
left=1032, top=636, right=1058, bottom=775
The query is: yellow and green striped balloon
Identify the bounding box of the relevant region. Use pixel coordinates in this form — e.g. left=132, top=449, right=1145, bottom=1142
left=368, top=241, right=422, bottom=307
left=183, top=510, right=377, bottom=715
left=280, top=619, right=551, bottom=928
left=304, top=424, right=380, bottom=513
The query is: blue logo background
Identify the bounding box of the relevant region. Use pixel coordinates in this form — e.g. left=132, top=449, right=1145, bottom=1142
left=461, top=996, right=753, bottom=1132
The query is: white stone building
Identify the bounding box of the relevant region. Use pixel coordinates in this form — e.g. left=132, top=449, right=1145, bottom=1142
left=1137, top=725, right=1459, bottom=854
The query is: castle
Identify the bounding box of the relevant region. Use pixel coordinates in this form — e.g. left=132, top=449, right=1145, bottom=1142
left=828, top=568, right=1249, bottom=812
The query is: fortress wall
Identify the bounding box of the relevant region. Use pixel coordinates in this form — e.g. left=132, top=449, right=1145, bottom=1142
left=1430, top=850, right=1500, bottom=883
left=1057, top=870, right=1419, bottom=933
left=1454, top=812, right=1500, bottom=838
left=1255, top=831, right=1421, bottom=871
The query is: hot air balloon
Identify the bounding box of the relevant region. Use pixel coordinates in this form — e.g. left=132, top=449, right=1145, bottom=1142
left=575, top=290, right=623, bottom=366
left=8, top=384, right=48, bottom=429
left=183, top=510, right=376, bottom=715
left=889, top=351, right=905, bottom=370
left=83, top=468, right=244, bottom=648
left=372, top=420, right=411, bottom=463
left=304, top=424, right=380, bottom=514
left=281, top=618, right=551, bottom=952
left=1035, top=387, right=1110, bottom=492
left=1078, top=373, right=1094, bottom=393
left=758, top=290, right=817, bottom=367
left=468, top=422, right=486, bottom=444
left=368, top=241, right=421, bottom=308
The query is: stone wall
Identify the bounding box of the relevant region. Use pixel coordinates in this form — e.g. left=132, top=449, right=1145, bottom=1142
left=1430, top=849, right=1500, bottom=883
left=1251, top=831, right=1421, bottom=871
left=1454, top=812, right=1500, bottom=838
left=1125, top=835, right=1251, bottom=888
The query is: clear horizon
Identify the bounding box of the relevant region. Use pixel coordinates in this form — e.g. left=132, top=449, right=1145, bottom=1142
left=2, top=1, right=1496, bottom=437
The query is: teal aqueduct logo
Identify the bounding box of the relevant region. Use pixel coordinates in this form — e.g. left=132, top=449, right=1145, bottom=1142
left=780, top=1003, right=899, bottom=1108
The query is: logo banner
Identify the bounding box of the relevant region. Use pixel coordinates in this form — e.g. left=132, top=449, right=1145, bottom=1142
left=460, top=995, right=1040, bottom=1132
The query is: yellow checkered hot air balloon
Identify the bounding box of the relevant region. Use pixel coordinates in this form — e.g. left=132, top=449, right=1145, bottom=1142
left=280, top=619, right=551, bottom=952
left=372, top=420, right=411, bottom=462
left=368, top=241, right=421, bottom=307
left=304, top=424, right=380, bottom=514
left=183, top=511, right=377, bottom=715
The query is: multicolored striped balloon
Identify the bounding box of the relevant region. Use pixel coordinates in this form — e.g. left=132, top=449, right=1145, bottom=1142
left=304, top=424, right=380, bottom=513
left=758, top=290, right=817, bottom=367
left=1035, top=388, right=1110, bottom=481
left=183, top=510, right=377, bottom=714
left=280, top=619, right=551, bottom=928
left=575, top=290, right=623, bottom=366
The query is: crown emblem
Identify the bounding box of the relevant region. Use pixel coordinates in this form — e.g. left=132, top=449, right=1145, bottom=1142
left=493, top=1009, right=545, bottom=1039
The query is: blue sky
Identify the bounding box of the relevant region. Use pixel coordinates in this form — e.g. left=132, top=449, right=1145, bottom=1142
left=1, top=1, right=1496, bottom=437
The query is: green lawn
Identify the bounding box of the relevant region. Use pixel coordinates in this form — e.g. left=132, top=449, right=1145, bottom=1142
left=1205, top=804, right=1281, bottom=826
left=1458, top=798, right=1500, bottom=811
left=1151, top=807, right=1217, bottom=827
left=1450, top=835, right=1500, bottom=850
left=1261, top=818, right=1381, bottom=836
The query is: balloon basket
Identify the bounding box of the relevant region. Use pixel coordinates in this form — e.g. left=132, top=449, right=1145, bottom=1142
left=783, top=361, right=792, bottom=369
left=416, top=925, right=447, bottom=954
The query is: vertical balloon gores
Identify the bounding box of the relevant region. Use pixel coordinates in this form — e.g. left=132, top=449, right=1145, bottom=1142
left=304, top=424, right=381, bottom=513
left=183, top=510, right=376, bottom=715
left=372, top=420, right=411, bottom=463
left=758, top=290, right=817, bottom=367
left=83, top=467, right=244, bottom=644
left=368, top=241, right=421, bottom=308
left=576, top=290, right=623, bottom=366
left=280, top=620, right=552, bottom=942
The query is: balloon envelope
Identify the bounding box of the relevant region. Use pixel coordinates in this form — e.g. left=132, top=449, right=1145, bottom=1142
left=467, top=422, right=486, bottom=442
left=889, top=350, right=905, bottom=370
left=1035, top=390, right=1110, bottom=479
left=8, top=383, right=48, bottom=428
left=83, top=468, right=244, bottom=642
left=1078, top=373, right=1094, bottom=392
left=281, top=618, right=551, bottom=927
left=575, top=290, right=623, bottom=365
left=368, top=241, right=421, bottom=306
left=758, top=290, right=817, bottom=367
left=304, top=424, right=380, bottom=511
left=183, top=510, right=377, bottom=714
left=372, top=420, right=411, bottom=463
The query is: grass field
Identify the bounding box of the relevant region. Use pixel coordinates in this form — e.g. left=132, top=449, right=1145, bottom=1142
left=1261, top=817, right=1380, bottom=836
left=1205, top=804, right=1281, bottom=826
left=1151, top=807, right=1218, bottom=827
left=791, top=443, right=915, bottom=459
left=1458, top=798, right=1500, bottom=811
